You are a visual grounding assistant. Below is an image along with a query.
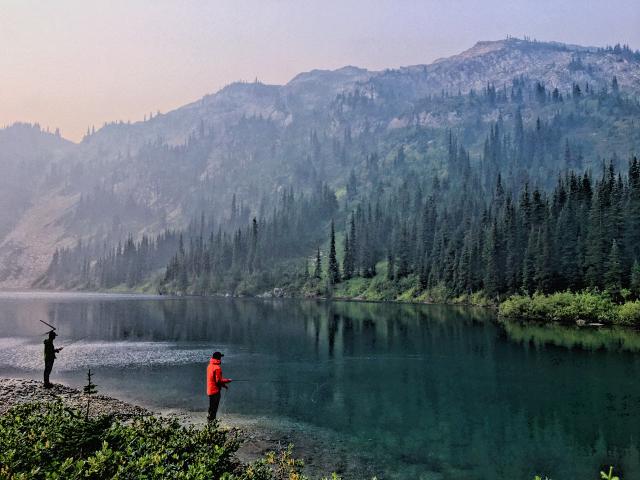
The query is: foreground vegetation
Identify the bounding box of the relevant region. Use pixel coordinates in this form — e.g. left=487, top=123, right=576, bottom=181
left=0, top=401, right=625, bottom=480
left=0, top=402, right=323, bottom=480
left=500, top=291, right=640, bottom=326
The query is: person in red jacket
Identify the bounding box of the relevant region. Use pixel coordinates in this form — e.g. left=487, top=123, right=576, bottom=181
left=206, top=351, right=232, bottom=421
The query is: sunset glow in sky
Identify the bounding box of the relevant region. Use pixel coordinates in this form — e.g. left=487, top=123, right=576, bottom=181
left=2, top=0, right=639, bottom=141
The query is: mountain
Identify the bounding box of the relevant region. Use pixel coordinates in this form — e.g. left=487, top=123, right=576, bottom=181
left=364, top=38, right=640, bottom=102
left=1, top=37, right=639, bottom=289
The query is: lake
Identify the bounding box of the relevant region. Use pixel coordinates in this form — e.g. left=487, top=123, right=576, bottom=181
left=1, top=292, right=639, bottom=479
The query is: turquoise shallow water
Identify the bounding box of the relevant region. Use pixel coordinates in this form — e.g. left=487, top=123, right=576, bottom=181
left=1, top=292, right=639, bottom=479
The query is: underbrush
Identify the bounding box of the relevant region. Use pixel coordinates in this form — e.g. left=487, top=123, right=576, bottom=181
left=499, top=291, right=640, bottom=326
left=0, top=401, right=328, bottom=480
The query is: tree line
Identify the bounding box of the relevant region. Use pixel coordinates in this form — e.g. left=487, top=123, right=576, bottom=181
left=328, top=156, right=640, bottom=301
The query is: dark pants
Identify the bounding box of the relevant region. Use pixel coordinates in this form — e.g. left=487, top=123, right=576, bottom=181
left=44, top=360, right=54, bottom=386
left=208, top=393, right=221, bottom=421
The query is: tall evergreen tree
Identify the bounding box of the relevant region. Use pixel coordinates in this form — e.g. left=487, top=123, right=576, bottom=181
left=606, top=240, right=623, bottom=299
left=314, top=247, right=322, bottom=279
left=327, top=220, right=341, bottom=284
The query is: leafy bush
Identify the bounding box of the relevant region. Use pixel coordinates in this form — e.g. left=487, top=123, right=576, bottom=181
left=615, top=301, right=640, bottom=326
left=0, top=401, right=318, bottom=480
left=500, top=291, right=618, bottom=324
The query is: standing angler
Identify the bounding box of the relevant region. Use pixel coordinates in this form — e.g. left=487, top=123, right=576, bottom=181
left=43, top=330, right=62, bottom=388
left=206, top=351, right=232, bottom=421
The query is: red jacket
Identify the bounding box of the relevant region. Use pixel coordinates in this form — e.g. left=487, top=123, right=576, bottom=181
left=207, top=358, right=231, bottom=395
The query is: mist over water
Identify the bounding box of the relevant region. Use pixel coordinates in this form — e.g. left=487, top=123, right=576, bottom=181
left=1, top=292, right=639, bottom=479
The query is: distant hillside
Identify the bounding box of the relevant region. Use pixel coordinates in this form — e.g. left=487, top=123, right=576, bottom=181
left=1, top=37, right=640, bottom=288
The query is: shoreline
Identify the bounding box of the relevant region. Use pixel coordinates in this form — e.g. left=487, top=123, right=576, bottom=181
left=14, top=288, right=640, bottom=331
left=2, top=285, right=496, bottom=309
left=0, top=377, right=370, bottom=479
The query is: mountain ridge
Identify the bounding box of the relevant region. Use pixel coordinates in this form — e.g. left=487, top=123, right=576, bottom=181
left=80, top=36, right=640, bottom=151
left=1, top=37, right=639, bottom=288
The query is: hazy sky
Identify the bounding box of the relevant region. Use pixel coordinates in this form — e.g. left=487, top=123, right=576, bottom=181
left=2, top=0, right=639, bottom=141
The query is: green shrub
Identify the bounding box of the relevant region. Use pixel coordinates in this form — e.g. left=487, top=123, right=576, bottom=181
left=499, top=294, right=534, bottom=318
left=616, top=300, right=640, bottom=326
left=0, top=401, right=314, bottom=480
left=500, top=290, right=640, bottom=327
left=500, top=291, right=618, bottom=324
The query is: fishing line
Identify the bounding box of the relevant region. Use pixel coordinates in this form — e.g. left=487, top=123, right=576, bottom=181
left=228, top=379, right=330, bottom=404
left=220, top=388, right=229, bottom=411
left=60, top=337, right=88, bottom=348
left=230, top=379, right=319, bottom=384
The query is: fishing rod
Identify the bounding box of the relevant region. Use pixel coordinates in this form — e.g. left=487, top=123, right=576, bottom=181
left=39, top=319, right=57, bottom=334
left=230, top=379, right=320, bottom=384
left=218, top=379, right=327, bottom=411
left=39, top=319, right=57, bottom=330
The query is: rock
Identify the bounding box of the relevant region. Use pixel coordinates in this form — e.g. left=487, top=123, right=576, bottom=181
left=0, top=377, right=150, bottom=419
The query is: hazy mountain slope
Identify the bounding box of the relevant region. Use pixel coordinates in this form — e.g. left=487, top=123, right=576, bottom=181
left=0, top=124, right=73, bottom=240
left=1, top=37, right=639, bottom=288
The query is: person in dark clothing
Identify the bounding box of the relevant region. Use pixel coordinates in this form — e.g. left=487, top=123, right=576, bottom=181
left=206, top=351, right=232, bottom=421
left=43, top=331, right=62, bottom=388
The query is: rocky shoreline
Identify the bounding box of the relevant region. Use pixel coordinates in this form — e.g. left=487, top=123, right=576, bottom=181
left=0, top=377, right=149, bottom=418
left=0, top=377, right=369, bottom=479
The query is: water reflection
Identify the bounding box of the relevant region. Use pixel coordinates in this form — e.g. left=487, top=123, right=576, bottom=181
left=502, top=319, right=640, bottom=352
left=0, top=294, right=639, bottom=479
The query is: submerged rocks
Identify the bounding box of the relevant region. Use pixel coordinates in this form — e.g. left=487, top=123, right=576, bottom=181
left=0, top=377, right=149, bottom=418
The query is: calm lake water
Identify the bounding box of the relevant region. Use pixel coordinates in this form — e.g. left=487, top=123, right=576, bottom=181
left=1, top=292, right=640, bottom=479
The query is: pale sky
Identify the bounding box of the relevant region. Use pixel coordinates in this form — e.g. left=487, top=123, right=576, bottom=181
left=1, top=0, right=639, bottom=141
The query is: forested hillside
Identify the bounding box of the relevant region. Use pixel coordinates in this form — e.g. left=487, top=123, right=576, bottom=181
left=1, top=37, right=639, bottom=292
left=42, top=77, right=640, bottom=304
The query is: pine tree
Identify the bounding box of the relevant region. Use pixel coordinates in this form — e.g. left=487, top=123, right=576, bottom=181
left=83, top=369, right=98, bottom=420
left=342, top=233, right=353, bottom=280
left=522, top=231, right=537, bottom=293
left=178, top=262, right=188, bottom=293
left=605, top=240, right=623, bottom=299
left=631, top=259, right=640, bottom=298
left=327, top=220, right=341, bottom=284
left=534, top=223, right=553, bottom=293
left=455, top=237, right=472, bottom=294
left=627, top=157, right=640, bottom=263
left=386, top=250, right=395, bottom=281
left=314, top=247, right=322, bottom=279
left=396, top=224, right=410, bottom=278
left=612, top=76, right=619, bottom=94
left=419, top=255, right=430, bottom=290
left=303, top=259, right=310, bottom=280
left=249, top=217, right=259, bottom=272
left=484, top=218, right=503, bottom=296
left=346, top=170, right=358, bottom=201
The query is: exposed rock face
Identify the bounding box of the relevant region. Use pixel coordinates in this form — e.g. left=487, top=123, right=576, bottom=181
left=0, top=38, right=638, bottom=288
